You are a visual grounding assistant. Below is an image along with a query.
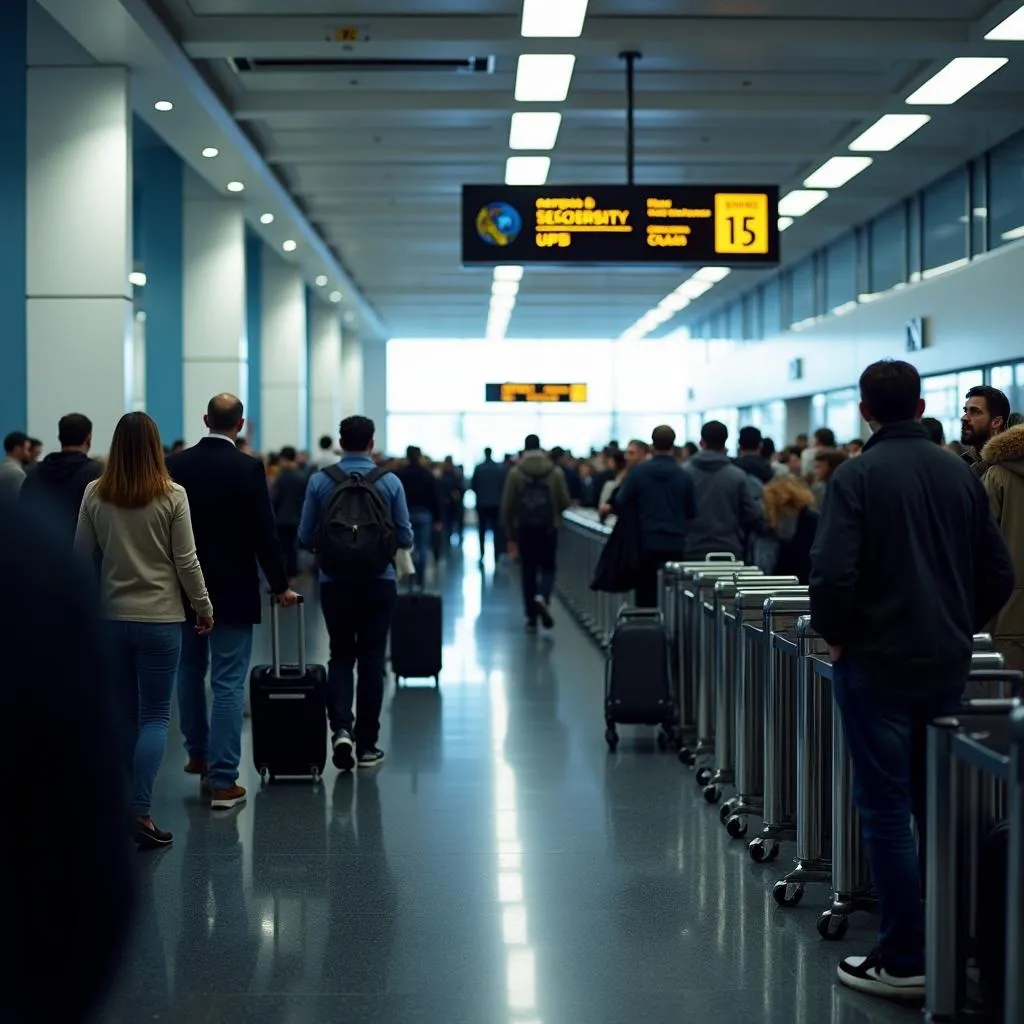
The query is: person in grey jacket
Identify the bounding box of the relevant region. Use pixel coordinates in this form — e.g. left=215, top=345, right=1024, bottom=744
left=683, top=420, right=763, bottom=559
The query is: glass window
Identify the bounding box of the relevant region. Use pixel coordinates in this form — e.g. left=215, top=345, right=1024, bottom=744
left=922, top=167, right=968, bottom=273
left=971, top=157, right=988, bottom=257
left=789, top=256, right=817, bottom=325
left=762, top=277, right=782, bottom=337
left=821, top=388, right=861, bottom=442
left=922, top=368, right=984, bottom=445
left=741, top=400, right=786, bottom=449
left=825, top=232, right=856, bottom=312
left=727, top=300, right=744, bottom=341
left=990, top=363, right=1024, bottom=421
left=743, top=291, right=761, bottom=341
left=989, top=130, right=1024, bottom=249
left=868, top=203, right=907, bottom=294
left=908, top=195, right=922, bottom=281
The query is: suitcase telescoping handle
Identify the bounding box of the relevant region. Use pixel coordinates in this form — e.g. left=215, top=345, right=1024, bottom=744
left=270, top=593, right=306, bottom=678
left=706, top=552, right=737, bottom=562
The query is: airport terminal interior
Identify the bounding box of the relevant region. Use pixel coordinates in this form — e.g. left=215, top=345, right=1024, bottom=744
left=4, top=0, right=1024, bottom=1022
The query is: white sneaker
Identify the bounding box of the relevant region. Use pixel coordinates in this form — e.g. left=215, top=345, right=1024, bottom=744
left=837, top=950, right=924, bottom=1002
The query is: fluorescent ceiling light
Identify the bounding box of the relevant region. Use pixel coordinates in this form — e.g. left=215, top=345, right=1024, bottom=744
left=492, top=280, right=520, bottom=298
left=201, top=146, right=219, bottom=159
left=693, top=266, right=731, bottom=283
left=226, top=180, right=244, bottom=192
left=494, top=265, right=524, bottom=282
left=315, top=274, right=328, bottom=287
left=848, top=113, right=931, bottom=152
left=505, top=155, right=551, bottom=185
left=804, top=155, right=873, bottom=190
left=259, top=213, right=275, bottom=225
left=1001, top=224, right=1024, bottom=242
left=509, top=111, right=562, bottom=151
left=491, top=295, right=516, bottom=313
left=522, top=0, right=589, bottom=38
left=153, top=100, right=173, bottom=112
left=985, top=5, right=1024, bottom=40
left=676, top=279, right=714, bottom=299
left=329, top=290, right=342, bottom=303
left=515, top=54, right=576, bottom=102
left=658, top=293, right=691, bottom=313
left=128, top=271, right=147, bottom=287
left=905, top=57, right=1008, bottom=106
left=282, top=239, right=297, bottom=252
left=778, top=189, right=829, bottom=217
left=778, top=216, right=795, bottom=231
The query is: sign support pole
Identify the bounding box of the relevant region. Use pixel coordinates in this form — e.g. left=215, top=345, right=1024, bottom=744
left=619, top=50, right=642, bottom=186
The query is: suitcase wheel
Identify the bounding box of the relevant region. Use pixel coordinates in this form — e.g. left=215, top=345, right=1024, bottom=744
left=605, top=726, right=618, bottom=752
left=259, top=767, right=272, bottom=786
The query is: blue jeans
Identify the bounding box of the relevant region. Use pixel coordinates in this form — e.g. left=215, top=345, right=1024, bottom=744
left=107, top=621, right=182, bottom=818
left=409, top=508, right=434, bottom=581
left=177, top=623, right=255, bottom=791
left=832, top=657, right=963, bottom=973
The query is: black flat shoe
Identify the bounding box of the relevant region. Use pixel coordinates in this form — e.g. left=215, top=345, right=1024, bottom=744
left=134, top=819, right=173, bottom=850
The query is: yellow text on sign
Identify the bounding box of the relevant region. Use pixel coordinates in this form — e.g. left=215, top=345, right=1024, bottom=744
left=333, top=27, right=360, bottom=42
left=714, top=193, right=770, bottom=255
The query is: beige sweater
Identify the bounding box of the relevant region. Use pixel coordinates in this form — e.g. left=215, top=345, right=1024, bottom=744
left=75, top=481, right=213, bottom=623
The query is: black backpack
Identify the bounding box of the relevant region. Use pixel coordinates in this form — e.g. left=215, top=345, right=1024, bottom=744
left=317, top=466, right=397, bottom=578
left=518, top=468, right=555, bottom=530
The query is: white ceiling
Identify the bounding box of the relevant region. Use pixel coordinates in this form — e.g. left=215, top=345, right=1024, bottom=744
left=53, top=1, right=1024, bottom=337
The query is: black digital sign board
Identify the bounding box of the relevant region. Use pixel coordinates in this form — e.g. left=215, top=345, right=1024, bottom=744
left=462, top=184, right=780, bottom=266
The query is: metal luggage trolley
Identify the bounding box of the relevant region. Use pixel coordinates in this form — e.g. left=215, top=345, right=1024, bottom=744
left=557, top=511, right=623, bottom=647
left=747, top=593, right=812, bottom=863
left=702, top=579, right=802, bottom=808
left=925, top=692, right=1024, bottom=1023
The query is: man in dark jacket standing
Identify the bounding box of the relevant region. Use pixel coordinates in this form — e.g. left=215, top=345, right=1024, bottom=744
left=733, top=425, right=774, bottom=485
left=683, top=421, right=762, bottom=559
left=471, top=447, right=506, bottom=564
left=396, top=446, right=442, bottom=585
left=168, top=394, right=298, bottom=811
left=19, top=413, right=101, bottom=543
left=809, top=360, right=1014, bottom=1004
left=613, top=424, right=697, bottom=607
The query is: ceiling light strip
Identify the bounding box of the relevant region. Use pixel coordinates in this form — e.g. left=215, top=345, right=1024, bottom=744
left=521, top=0, right=589, bottom=38
left=905, top=57, right=1008, bottom=106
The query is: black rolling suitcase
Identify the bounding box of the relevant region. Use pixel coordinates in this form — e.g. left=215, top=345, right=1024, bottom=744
left=604, top=607, right=676, bottom=752
left=391, top=592, right=442, bottom=686
left=250, top=596, right=328, bottom=782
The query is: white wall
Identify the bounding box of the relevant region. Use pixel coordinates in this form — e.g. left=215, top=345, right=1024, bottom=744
left=309, top=304, right=342, bottom=444
left=260, top=248, right=307, bottom=452
left=362, top=338, right=388, bottom=453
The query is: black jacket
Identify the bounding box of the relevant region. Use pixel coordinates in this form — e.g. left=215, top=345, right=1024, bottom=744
left=167, top=438, right=289, bottom=625
left=809, top=421, right=1015, bottom=688
left=613, top=455, right=697, bottom=552
left=396, top=461, right=442, bottom=519
left=733, top=453, right=774, bottom=484
left=19, top=451, right=101, bottom=543
left=271, top=467, right=308, bottom=528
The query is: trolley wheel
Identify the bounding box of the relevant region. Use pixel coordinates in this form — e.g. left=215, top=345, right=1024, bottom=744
left=259, top=767, right=270, bottom=786
left=772, top=881, right=805, bottom=908
left=703, top=784, right=722, bottom=804
left=605, top=727, right=618, bottom=752
left=817, top=910, right=849, bottom=941
left=678, top=747, right=695, bottom=766
left=748, top=838, right=780, bottom=863
left=311, top=767, right=322, bottom=785
left=725, top=814, right=748, bottom=839
left=695, top=766, right=714, bottom=787
left=719, top=800, right=737, bottom=824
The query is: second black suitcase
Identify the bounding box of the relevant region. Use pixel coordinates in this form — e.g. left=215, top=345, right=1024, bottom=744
left=390, top=592, right=442, bottom=686
left=604, top=608, right=676, bottom=751
left=250, top=596, right=328, bottom=782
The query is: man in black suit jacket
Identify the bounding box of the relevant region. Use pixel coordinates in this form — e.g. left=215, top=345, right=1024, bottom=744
left=168, top=394, right=298, bottom=811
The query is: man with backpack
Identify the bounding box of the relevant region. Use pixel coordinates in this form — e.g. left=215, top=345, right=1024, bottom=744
left=501, top=434, right=571, bottom=633
left=298, top=415, right=413, bottom=771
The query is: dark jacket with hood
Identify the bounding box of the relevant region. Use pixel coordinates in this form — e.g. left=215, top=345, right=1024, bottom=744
left=613, top=454, right=697, bottom=552
left=501, top=451, right=571, bottom=534
left=19, top=450, right=101, bottom=543
left=810, top=421, right=1015, bottom=689
left=682, top=449, right=763, bottom=559
left=733, top=453, right=774, bottom=485
left=980, top=425, right=1024, bottom=670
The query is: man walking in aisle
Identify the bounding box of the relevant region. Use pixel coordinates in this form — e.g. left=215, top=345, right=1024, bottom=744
left=169, top=394, right=299, bottom=810
left=471, top=447, right=506, bottom=564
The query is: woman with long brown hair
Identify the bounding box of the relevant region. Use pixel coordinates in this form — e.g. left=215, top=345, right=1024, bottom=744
left=754, top=474, right=820, bottom=583
left=75, top=412, right=213, bottom=849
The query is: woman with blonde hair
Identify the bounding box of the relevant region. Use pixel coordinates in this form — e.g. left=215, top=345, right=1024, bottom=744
left=76, top=412, right=213, bottom=849
left=755, top=474, right=819, bottom=583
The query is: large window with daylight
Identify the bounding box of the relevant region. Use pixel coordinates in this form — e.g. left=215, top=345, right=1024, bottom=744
left=989, top=130, right=1024, bottom=249
left=825, top=232, right=857, bottom=312
left=990, top=363, right=1024, bottom=421
left=922, top=168, right=968, bottom=274
left=868, top=203, right=907, bottom=296
left=922, top=368, right=984, bottom=445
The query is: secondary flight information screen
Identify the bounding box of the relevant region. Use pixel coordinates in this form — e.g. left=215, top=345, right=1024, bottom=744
left=485, top=383, right=588, bottom=403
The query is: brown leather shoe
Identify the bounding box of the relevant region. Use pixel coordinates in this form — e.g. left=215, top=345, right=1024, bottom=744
left=210, top=784, right=247, bottom=810
left=184, top=757, right=208, bottom=776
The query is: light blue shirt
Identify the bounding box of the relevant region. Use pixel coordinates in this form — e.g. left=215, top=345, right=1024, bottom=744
left=298, top=454, right=413, bottom=582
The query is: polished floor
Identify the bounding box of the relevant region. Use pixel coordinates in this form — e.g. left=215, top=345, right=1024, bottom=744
left=99, top=538, right=913, bottom=1024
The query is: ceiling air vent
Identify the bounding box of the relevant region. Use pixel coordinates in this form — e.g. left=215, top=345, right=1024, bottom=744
left=230, top=56, right=494, bottom=75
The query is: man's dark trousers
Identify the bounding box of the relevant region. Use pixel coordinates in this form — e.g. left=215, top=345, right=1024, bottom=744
left=477, top=505, right=500, bottom=559
left=635, top=549, right=687, bottom=608
left=518, top=527, right=557, bottom=623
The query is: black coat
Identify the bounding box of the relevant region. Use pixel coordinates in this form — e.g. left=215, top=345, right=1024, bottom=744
left=19, top=451, right=101, bottom=544
left=809, top=421, right=1015, bottom=689
left=167, top=438, right=289, bottom=625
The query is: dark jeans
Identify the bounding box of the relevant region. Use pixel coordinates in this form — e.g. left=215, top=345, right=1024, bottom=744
left=409, top=508, right=434, bottom=580
left=832, top=657, right=963, bottom=973
left=635, top=548, right=687, bottom=608
left=518, top=527, right=557, bottom=622
left=277, top=524, right=299, bottom=579
left=320, top=579, right=398, bottom=752
left=477, top=506, right=500, bottom=559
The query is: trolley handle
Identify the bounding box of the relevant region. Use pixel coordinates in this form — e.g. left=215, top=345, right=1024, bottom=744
left=269, top=592, right=307, bottom=678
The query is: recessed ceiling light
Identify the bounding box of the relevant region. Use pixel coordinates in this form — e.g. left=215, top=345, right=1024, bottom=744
left=329, top=290, right=342, bottom=303
left=128, top=271, right=147, bottom=287
left=259, top=213, right=275, bottom=225
left=905, top=57, right=1008, bottom=106
left=514, top=54, right=576, bottom=102
left=778, top=216, right=795, bottom=231
left=693, top=266, right=731, bottom=283
left=226, top=181, right=245, bottom=192
left=492, top=280, right=520, bottom=298
left=282, top=239, right=297, bottom=252
left=986, top=5, right=1024, bottom=40
left=778, top=189, right=829, bottom=217
left=315, top=274, right=328, bottom=287
left=509, top=111, right=562, bottom=151
left=154, top=100, right=173, bottom=112
left=135, top=310, right=147, bottom=323
left=201, top=147, right=219, bottom=158
left=522, top=0, right=588, bottom=37
left=848, top=114, right=931, bottom=152
left=494, top=265, right=524, bottom=282
left=505, top=155, right=551, bottom=185
left=804, top=155, right=873, bottom=189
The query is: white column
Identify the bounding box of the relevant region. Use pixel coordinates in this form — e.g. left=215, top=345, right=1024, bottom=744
left=261, top=248, right=307, bottom=452
left=26, top=67, right=132, bottom=454
left=341, top=331, right=364, bottom=418
left=309, top=304, right=343, bottom=446
left=182, top=190, right=247, bottom=444
left=362, top=338, right=388, bottom=453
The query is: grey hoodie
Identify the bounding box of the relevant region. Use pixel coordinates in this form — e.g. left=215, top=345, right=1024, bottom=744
left=501, top=452, right=571, bottom=534
left=682, top=449, right=763, bottom=559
